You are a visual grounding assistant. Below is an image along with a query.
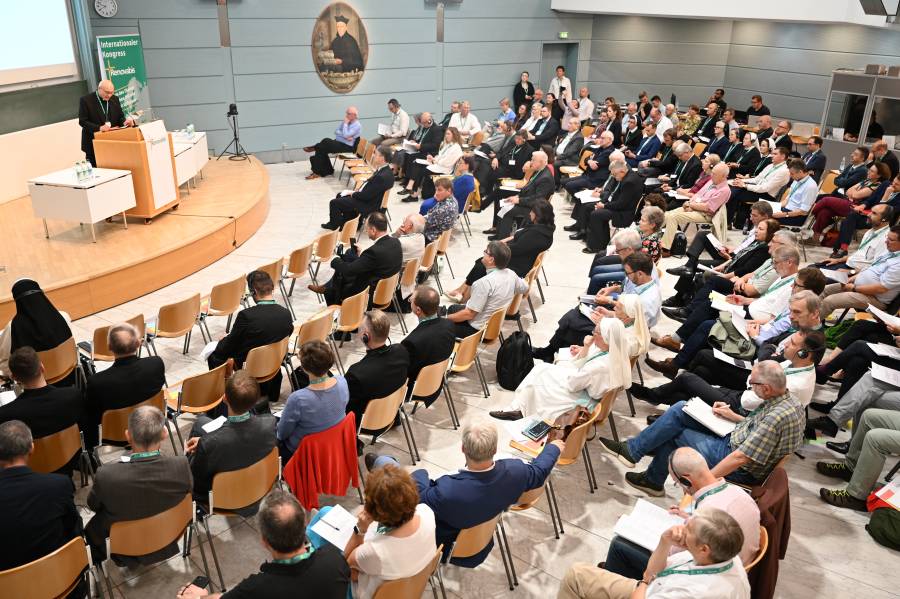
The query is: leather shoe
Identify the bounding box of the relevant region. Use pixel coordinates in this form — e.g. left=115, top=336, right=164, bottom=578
left=321, top=222, right=338, bottom=230
left=628, top=383, right=658, bottom=404
left=487, top=235, right=500, bottom=241
left=482, top=227, right=497, bottom=235
left=645, top=356, right=678, bottom=380
left=582, top=247, right=600, bottom=254
left=651, top=335, right=681, bottom=352
left=810, top=400, right=837, bottom=413
left=666, top=265, right=692, bottom=277
left=662, top=295, right=685, bottom=308
left=661, top=306, right=689, bottom=323
left=563, top=223, right=580, bottom=232
left=646, top=414, right=660, bottom=426
left=660, top=248, right=672, bottom=258
left=825, top=440, right=850, bottom=455
left=397, top=188, right=411, bottom=196
left=307, top=283, right=326, bottom=294
left=808, top=416, right=839, bottom=438
left=569, top=232, right=586, bottom=241
left=402, top=196, right=418, bottom=203
left=489, top=410, right=524, bottom=421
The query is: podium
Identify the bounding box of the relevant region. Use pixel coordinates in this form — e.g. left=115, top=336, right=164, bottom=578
left=93, top=120, right=179, bottom=220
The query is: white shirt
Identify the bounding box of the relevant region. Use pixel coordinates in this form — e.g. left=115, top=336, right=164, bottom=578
left=746, top=162, right=789, bottom=198
left=741, top=361, right=816, bottom=409
left=748, top=274, right=796, bottom=321
left=578, top=97, right=595, bottom=121
left=449, top=112, right=481, bottom=136
left=655, top=115, right=674, bottom=141
left=467, top=268, right=528, bottom=329
left=548, top=75, right=572, bottom=101
left=387, top=108, right=410, bottom=138
left=556, top=130, right=578, bottom=154
left=647, top=551, right=750, bottom=599
left=847, top=226, right=889, bottom=270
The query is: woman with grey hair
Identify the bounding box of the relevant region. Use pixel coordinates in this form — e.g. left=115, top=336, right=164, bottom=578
left=586, top=207, right=664, bottom=294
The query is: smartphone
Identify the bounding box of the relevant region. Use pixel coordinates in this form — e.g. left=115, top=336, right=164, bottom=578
left=190, top=576, right=210, bottom=589
left=523, top=420, right=551, bottom=441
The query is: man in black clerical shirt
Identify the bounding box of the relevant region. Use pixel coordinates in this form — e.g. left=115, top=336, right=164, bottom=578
left=328, top=15, right=363, bottom=72
left=78, top=79, right=133, bottom=166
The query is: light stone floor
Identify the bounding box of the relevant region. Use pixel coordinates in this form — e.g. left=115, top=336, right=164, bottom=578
left=69, top=160, right=900, bottom=598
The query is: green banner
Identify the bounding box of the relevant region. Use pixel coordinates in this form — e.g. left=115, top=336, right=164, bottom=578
left=96, top=34, right=150, bottom=115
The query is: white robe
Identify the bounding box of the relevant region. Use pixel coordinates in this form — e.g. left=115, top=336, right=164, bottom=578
left=509, top=345, right=612, bottom=422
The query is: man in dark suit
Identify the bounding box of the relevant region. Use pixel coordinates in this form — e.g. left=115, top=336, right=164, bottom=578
left=345, top=310, right=410, bottom=440
left=491, top=150, right=555, bottom=238
left=802, top=136, right=827, bottom=182
left=562, top=130, right=615, bottom=199
left=754, top=114, right=775, bottom=142
left=397, top=112, right=443, bottom=178
left=367, top=418, right=561, bottom=567
left=185, top=371, right=276, bottom=516
left=637, top=130, right=676, bottom=177
left=439, top=101, right=459, bottom=129
left=209, top=271, right=293, bottom=403
left=527, top=104, right=560, bottom=149
left=624, top=122, right=661, bottom=167
left=1, top=347, right=84, bottom=474
left=85, top=406, right=192, bottom=564
left=311, top=212, right=403, bottom=307
left=78, top=79, right=132, bottom=166
left=659, top=144, right=702, bottom=201
left=620, top=116, right=642, bottom=152
left=704, top=122, right=730, bottom=160
left=322, top=147, right=395, bottom=230
left=872, top=140, right=900, bottom=179
left=694, top=102, right=719, bottom=140
left=401, top=287, right=456, bottom=407
left=553, top=117, right=586, bottom=188
left=479, top=131, right=534, bottom=212
left=769, top=120, right=794, bottom=151
left=85, top=322, right=166, bottom=448
left=0, top=420, right=82, bottom=573
left=584, top=162, right=645, bottom=253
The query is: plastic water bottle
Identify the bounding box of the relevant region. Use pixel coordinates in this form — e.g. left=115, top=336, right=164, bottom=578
left=839, top=156, right=846, bottom=171
left=74, top=162, right=81, bottom=180
left=86, top=161, right=93, bottom=179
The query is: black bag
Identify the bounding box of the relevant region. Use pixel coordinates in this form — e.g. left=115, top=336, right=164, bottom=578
left=670, top=230, right=688, bottom=257
left=496, top=331, right=535, bottom=390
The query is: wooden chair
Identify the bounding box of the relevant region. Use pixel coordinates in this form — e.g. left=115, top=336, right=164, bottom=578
left=457, top=188, right=476, bottom=246
left=371, top=272, right=404, bottom=330
left=38, top=337, right=83, bottom=387
left=309, top=229, right=340, bottom=302
left=560, top=148, right=592, bottom=178
left=481, top=306, right=509, bottom=346
left=393, top=258, right=420, bottom=334
left=818, top=170, right=838, bottom=196
left=510, top=483, right=563, bottom=539
left=95, top=390, right=178, bottom=462
left=743, top=526, right=769, bottom=572
left=446, top=328, right=489, bottom=400
left=344, top=142, right=375, bottom=182
left=202, top=449, right=281, bottom=591
left=433, top=229, right=454, bottom=294
left=379, top=188, right=393, bottom=228
left=104, top=494, right=212, bottom=596
left=82, top=313, right=147, bottom=371
left=360, top=383, right=416, bottom=464
left=418, top=240, right=438, bottom=288
left=151, top=293, right=202, bottom=355
left=284, top=242, right=314, bottom=297
left=244, top=337, right=292, bottom=390
left=293, top=308, right=337, bottom=352
left=693, top=142, right=707, bottom=157
left=0, top=537, right=102, bottom=599
left=165, top=362, right=228, bottom=446
left=406, top=357, right=456, bottom=457
left=438, top=514, right=517, bottom=593
left=373, top=545, right=443, bottom=599
left=30, top=424, right=94, bottom=485
left=532, top=250, right=549, bottom=300
left=201, top=275, right=245, bottom=337
left=337, top=137, right=367, bottom=177
left=329, top=288, right=369, bottom=374
left=338, top=217, right=360, bottom=248
left=468, top=130, right=485, bottom=148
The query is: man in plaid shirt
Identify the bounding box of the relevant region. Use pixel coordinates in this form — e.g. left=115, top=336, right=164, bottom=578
left=598, top=361, right=803, bottom=496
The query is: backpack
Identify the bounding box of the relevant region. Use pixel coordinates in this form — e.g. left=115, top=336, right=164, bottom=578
left=496, top=331, right=535, bottom=390
left=867, top=508, right=900, bottom=551
left=708, top=311, right=757, bottom=361
left=670, top=230, right=688, bottom=257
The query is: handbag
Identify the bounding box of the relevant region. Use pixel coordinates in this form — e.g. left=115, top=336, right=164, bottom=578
left=708, top=311, right=757, bottom=360
left=547, top=406, right=591, bottom=442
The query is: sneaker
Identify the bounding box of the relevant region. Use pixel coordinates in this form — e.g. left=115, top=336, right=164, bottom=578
left=816, top=461, right=853, bottom=482
left=819, top=488, right=867, bottom=511
left=598, top=437, right=636, bottom=468
left=625, top=471, right=665, bottom=497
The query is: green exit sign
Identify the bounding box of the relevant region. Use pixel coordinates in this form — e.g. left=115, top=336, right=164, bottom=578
left=558, top=31, right=569, bottom=39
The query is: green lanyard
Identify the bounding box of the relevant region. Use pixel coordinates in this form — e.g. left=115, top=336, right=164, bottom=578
left=130, top=450, right=160, bottom=460
left=870, top=250, right=900, bottom=268
left=762, top=162, right=785, bottom=181
left=656, top=559, right=734, bottom=579
left=418, top=314, right=439, bottom=324
left=636, top=280, right=657, bottom=295
left=227, top=412, right=251, bottom=423
left=376, top=524, right=396, bottom=535
left=784, top=365, right=814, bottom=375
left=256, top=300, right=276, bottom=305
left=272, top=545, right=315, bottom=564
left=693, top=483, right=729, bottom=509
left=723, top=144, right=739, bottom=162
left=96, top=91, right=109, bottom=120
left=582, top=350, right=609, bottom=365
left=753, top=157, right=769, bottom=176
left=858, top=227, right=887, bottom=251
left=309, top=375, right=330, bottom=385
left=762, top=275, right=795, bottom=297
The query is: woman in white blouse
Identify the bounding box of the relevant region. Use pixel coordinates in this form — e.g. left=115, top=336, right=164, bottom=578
left=400, top=127, right=463, bottom=201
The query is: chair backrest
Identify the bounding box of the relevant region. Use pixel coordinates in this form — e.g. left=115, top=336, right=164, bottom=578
left=339, top=218, right=360, bottom=246
left=419, top=241, right=438, bottom=271
left=157, top=294, right=201, bottom=338
left=314, top=229, right=340, bottom=262
left=450, top=329, right=485, bottom=371
left=558, top=391, right=620, bottom=464
left=178, top=361, right=228, bottom=411
left=744, top=526, right=769, bottom=572
left=481, top=306, right=508, bottom=345
left=210, top=447, right=280, bottom=513
left=109, top=494, right=193, bottom=556
left=371, top=272, right=400, bottom=309
left=244, top=337, right=290, bottom=383
left=580, top=125, right=595, bottom=138
left=337, top=288, right=369, bottom=330
left=372, top=545, right=443, bottom=599
left=436, top=229, right=452, bottom=254
left=576, top=148, right=592, bottom=170
left=363, top=141, right=376, bottom=164
left=0, top=537, right=89, bottom=599
left=450, top=514, right=501, bottom=559
left=532, top=250, right=547, bottom=271
left=29, top=423, right=81, bottom=474
left=100, top=389, right=166, bottom=444
left=380, top=189, right=391, bottom=210
left=693, top=142, right=707, bottom=157
left=297, top=309, right=336, bottom=346
left=819, top=170, right=838, bottom=195
left=359, top=383, right=408, bottom=431
left=209, top=274, right=246, bottom=316
left=37, top=337, right=77, bottom=385
left=354, top=137, right=367, bottom=157
left=511, top=485, right=545, bottom=511
left=254, top=258, right=284, bottom=286
left=286, top=242, right=314, bottom=277
left=506, top=291, right=524, bottom=317
left=592, top=386, right=622, bottom=430
left=399, top=258, right=420, bottom=291
left=411, top=357, right=451, bottom=399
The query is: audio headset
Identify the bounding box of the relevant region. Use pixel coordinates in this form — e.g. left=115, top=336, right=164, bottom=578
left=668, top=452, right=692, bottom=489
left=796, top=347, right=809, bottom=359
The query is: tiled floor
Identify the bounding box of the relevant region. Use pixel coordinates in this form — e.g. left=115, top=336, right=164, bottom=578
left=72, top=161, right=899, bottom=598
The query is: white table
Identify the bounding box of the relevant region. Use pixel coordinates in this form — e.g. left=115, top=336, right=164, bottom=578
left=28, top=168, right=136, bottom=242
left=171, top=131, right=209, bottom=183
left=173, top=142, right=195, bottom=187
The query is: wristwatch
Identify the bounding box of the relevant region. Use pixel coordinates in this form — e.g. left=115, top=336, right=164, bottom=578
left=353, top=525, right=361, bottom=535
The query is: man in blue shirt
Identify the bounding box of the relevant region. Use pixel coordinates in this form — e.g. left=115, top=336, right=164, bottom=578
left=304, top=106, right=361, bottom=179
left=772, top=159, right=818, bottom=225
left=821, top=225, right=900, bottom=317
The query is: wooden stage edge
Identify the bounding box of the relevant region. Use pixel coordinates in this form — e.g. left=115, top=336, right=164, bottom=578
left=0, top=156, right=270, bottom=323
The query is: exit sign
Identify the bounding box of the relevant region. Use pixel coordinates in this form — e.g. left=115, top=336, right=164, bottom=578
left=558, top=31, right=569, bottom=39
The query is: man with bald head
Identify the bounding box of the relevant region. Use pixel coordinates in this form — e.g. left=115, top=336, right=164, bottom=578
left=304, top=106, right=361, bottom=179
left=79, top=79, right=133, bottom=166
left=490, top=150, right=554, bottom=238
left=396, top=111, right=442, bottom=178
left=659, top=162, right=732, bottom=252
left=583, top=160, right=645, bottom=252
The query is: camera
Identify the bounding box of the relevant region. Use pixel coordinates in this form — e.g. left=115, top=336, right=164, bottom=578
left=227, top=103, right=238, bottom=117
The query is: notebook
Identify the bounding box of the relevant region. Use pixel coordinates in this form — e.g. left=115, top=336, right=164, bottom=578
left=612, top=499, right=684, bottom=551
left=682, top=398, right=736, bottom=437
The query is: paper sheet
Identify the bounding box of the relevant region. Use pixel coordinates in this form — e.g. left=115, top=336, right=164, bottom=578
left=578, top=303, right=596, bottom=320
left=682, top=398, right=736, bottom=437
left=872, top=363, right=900, bottom=388
left=730, top=310, right=750, bottom=340
left=709, top=291, right=733, bottom=312
left=414, top=158, right=430, bottom=165
left=497, top=199, right=515, bottom=218
left=201, top=415, right=227, bottom=434
left=764, top=200, right=784, bottom=214
left=0, top=391, right=16, bottom=406
left=827, top=270, right=850, bottom=284
left=868, top=343, right=900, bottom=360
left=706, top=233, right=725, bottom=251
left=311, top=504, right=358, bottom=550
left=697, top=264, right=726, bottom=277
left=874, top=478, right=900, bottom=510
left=612, top=499, right=684, bottom=551
left=574, top=189, right=600, bottom=203
left=556, top=349, right=575, bottom=362
left=713, top=348, right=753, bottom=370
left=427, top=164, right=451, bottom=174
left=377, top=123, right=390, bottom=136
left=665, top=190, right=689, bottom=200
left=499, top=184, right=521, bottom=192
left=401, top=139, right=418, bottom=151
left=644, top=177, right=661, bottom=186
left=868, top=305, right=900, bottom=329
left=200, top=340, right=218, bottom=362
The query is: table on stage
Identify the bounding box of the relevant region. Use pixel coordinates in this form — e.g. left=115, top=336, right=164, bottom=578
left=28, top=168, right=136, bottom=242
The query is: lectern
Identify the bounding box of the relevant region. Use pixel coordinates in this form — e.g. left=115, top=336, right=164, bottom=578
left=93, top=120, right=179, bottom=221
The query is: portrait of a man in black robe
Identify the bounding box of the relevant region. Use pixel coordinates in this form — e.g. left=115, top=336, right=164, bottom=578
left=329, top=15, right=363, bottom=72
left=313, top=3, right=369, bottom=94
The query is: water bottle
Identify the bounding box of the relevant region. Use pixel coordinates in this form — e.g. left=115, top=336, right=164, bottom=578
left=74, top=161, right=81, bottom=180
left=839, top=156, right=846, bottom=171
left=86, top=161, right=94, bottom=180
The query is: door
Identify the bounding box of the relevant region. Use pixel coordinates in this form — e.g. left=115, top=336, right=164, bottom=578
left=540, top=42, right=579, bottom=97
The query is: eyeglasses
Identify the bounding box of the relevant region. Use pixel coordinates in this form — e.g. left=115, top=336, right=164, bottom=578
left=748, top=380, right=765, bottom=386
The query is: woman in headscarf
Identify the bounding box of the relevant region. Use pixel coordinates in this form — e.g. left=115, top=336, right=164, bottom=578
left=610, top=294, right=649, bottom=358
left=490, top=317, right=631, bottom=422
left=0, top=279, right=73, bottom=379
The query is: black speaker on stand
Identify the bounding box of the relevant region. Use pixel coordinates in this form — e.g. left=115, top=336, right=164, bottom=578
left=217, top=103, right=249, bottom=161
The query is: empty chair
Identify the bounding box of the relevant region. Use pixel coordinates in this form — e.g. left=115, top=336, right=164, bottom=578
left=360, top=383, right=415, bottom=464
left=418, top=240, right=439, bottom=289
left=165, top=361, right=228, bottom=446
left=293, top=308, right=336, bottom=353
left=434, top=229, right=455, bottom=285
left=0, top=537, right=102, bottom=599
left=244, top=337, right=292, bottom=390
left=337, top=137, right=367, bottom=177
left=446, top=328, right=488, bottom=401
left=202, top=275, right=245, bottom=336
left=309, top=230, right=341, bottom=302
left=370, top=272, right=403, bottom=329
left=406, top=357, right=456, bottom=456
left=150, top=293, right=202, bottom=355
left=283, top=242, right=314, bottom=296
left=328, top=287, right=368, bottom=374
left=338, top=217, right=360, bottom=248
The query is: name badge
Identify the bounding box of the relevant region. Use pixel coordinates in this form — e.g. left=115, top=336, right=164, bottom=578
left=508, top=160, right=516, bottom=165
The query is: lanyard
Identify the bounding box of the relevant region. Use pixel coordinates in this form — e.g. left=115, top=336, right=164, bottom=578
left=636, top=280, right=657, bottom=295
left=870, top=250, right=900, bottom=268
left=723, top=144, right=739, bottom=162
left=656, top=560, right=733, bottom=579
left=858, top=226, right=887, bottom=251
left=693, top=482, right=729, bottom=509
left=582, top=350, right=609, bottom=365
left=761, top=162, right=785, bottom=181
left=753, top=157, right=769, bottom=176
left=762, top=275, right=795, bottom=297
left=130, top=450, right=160, bottom=460
left=272, top=545, right=315, bottom=564
left=256, top=300, right=276, bottom=305
left=96, top=92, right=110, bottom=120
left=661, top=147, right=672, bottom=161
left=784, top=364, right=814, bottom=375
left=309, top=375, right=330, bottom=385
left=753, top=259, right=775, bottom=280
left=227, top=412, right=251, bottom=423
left=638, top=137, right=651, bottom=153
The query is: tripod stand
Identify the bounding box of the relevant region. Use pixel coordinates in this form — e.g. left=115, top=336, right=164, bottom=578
left=217, top=111, right=249, bottom=161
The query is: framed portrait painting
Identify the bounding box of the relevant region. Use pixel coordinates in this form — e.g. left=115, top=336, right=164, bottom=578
left=312, top=2, right=369, bottom=94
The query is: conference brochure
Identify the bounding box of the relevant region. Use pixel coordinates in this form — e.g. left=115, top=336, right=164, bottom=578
left=682, top=398, right=737, bottom=437
left=612, top=499, right=684, bottom=551
left=311, top=504, right=358, bottom=550
left=869, top=305, right=900, bottom=329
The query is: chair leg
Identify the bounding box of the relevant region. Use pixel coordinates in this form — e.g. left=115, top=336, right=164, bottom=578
left=201, top=318, right=212, bottom=343
left=625, top=388, right=636, bottom=417
left=541, top=265, right=549, bottom=286
left=399, top=406, right=420, bottom=464
left=547, top=477, right=564, bottom=536
left=459, top=219, right=471, bottom=247
left=444, top=254, right=455, bottom=278
left=102, top=560, right=115, bottom=599
left=392, top=295, right=408, bottom=334
left=164, top=417, right=179, bottom=454
left=442, top=379, right=460, bottom=429
left=280, top=280, right=296, bottom=319
left=203, top=517, right=227, bottom=593
left=495, top=525, right=516, bottom=590
left=608, top=412, right=619, bottom=442
left=329, top=336, right=345, bottom=375
left=498, top=516, right=518, bottom=587
left=636, top=360, right=645, bottom=385
left=192, top=523, right=215, bottom=590
left=536, top=277, right=545, bottom=303
left=474, top=355, right=490, bottom=398
left=288, top=278, right=296, bottom=297
left=437, top=564, right=448, bottom=599
left=170, top=412, right=185, bottom=448
left=182, top=330, right=192, bottom=355
left=527, top=296, right=537, bottom=323
left=582, top=444, right=598, bottom=492
left=432, top=263, right=444, bottom=294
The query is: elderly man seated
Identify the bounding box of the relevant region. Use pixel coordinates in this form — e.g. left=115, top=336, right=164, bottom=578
left=599, top=361, right=804, bottom=497
left=820, top=225, right=900, bottom=318
left=659, top=162, right=731, bottom=253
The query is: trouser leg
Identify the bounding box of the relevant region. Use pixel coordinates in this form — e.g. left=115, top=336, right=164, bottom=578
left=603, top=537, right=652, bottom=580
left=557, top=562, right=638, bottom=599
left=845, top=409, right=900, bottom=499
left=587, top=209, right=614, bottom=251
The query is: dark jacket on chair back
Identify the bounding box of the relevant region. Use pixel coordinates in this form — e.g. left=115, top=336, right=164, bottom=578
left=86, top=355, right=166, bottom=425
left=401, top=318, right=456, bottom=405
left=209, top=303, right=293, bottom=369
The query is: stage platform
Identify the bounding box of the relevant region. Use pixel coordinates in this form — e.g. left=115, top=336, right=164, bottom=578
left=0, top=156, right=270, bottom=323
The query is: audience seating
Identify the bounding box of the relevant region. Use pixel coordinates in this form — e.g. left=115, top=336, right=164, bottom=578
left=371, top=272, right=403, bottom=329
left=201, top=275, right=245, bottom=336
left=165, top=361, right=228, bottom=446
left=372, top=545, right=443, bottom=599
left=30, top=423, right=94, bottom=484
left=253, top=258, right=293, bottom=317
left=744, top=526, right=769, bottom=572
left=38, top=336, right=84, bottom=387
left=150, top=293, right=203, bottom=355
left=481, top=306, right=509, bottom=347
left=447, top=328, right=489, bottom=399
left=510, top=484, right=563, bottom=539
left=360, top=383, right=416, bottom=464
left=434, top=229, right=455, bottom=293
left=0, top=537, right=101, bottom=599
left=324, top=287, right=368, bottom=374
left=95, top=390, right=178, bottom=461
left=395, top=257, right=421, bottom=334
left=437, top=513, right=517, bottom=593
left=309, top=229, right=340, bottom=302
left=82, top=313, right=146, bottom=372
left=283, top=242, right=314, bottom=297
left=408, top=357, right=457, bottom=434
left=336, top=137, right=367, bottom=178
left=243, top=337, right=293, bottom=391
